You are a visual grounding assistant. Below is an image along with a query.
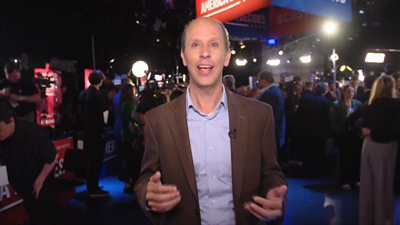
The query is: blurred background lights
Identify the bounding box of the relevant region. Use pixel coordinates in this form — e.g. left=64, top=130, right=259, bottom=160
left=365, top=52, right=385, bottom=63
left=131, top=60, right=149, bottom=77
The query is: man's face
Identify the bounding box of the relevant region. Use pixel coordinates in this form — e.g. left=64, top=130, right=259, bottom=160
left=0, top=118, right=15, bottom=141
left=5, top=70, right=21, bottom=83
left=180, top=18, right=231, bottom=90
left=343, top=86, right=354, bottom=100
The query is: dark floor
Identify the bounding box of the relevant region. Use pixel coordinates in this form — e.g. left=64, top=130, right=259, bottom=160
left=55, top=167, right=400, bottom=225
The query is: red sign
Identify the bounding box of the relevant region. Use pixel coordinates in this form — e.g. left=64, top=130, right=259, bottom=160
left=34, top=64, right=62, bottom=128
left=269, top=7, right=322, bottom=38
left=196, top=0, right=271, bottom=22
left=53, top=137, right=74, bottom=178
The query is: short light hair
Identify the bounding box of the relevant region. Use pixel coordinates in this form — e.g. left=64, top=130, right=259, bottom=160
left=369, top=74, right=396, bottom=105
left=180, top=17, right=230, bottom=51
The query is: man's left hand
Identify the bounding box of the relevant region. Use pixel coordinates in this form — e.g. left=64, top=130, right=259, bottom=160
left=244, top=185, right=288, bottom=221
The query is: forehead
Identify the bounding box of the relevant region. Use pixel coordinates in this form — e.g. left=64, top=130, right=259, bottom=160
left=186, top=19, right=224, bottom=41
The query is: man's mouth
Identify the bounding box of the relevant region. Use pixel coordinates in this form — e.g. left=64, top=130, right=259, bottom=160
left=197, top=65, right=213, bottom=73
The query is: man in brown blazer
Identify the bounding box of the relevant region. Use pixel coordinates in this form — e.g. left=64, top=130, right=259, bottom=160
left=134, top=17, right=287, bottom=225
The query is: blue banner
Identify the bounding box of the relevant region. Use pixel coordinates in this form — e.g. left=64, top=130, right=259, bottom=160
left=272, top=0, right=352, bottom=21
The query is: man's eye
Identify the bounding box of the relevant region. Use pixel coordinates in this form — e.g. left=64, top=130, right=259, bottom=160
left=210, top=42, right=219, bottom=47
left=191, top=42, right=200, bottom=48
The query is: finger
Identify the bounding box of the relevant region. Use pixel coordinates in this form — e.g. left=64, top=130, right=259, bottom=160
left=148, top=195, right=181, bottom=212
left=267, top=185, right=288, bottom=200
left=148, top=183, right=178, bottom=194
left=149, top=171, right=161, bottom=184
left=147, top=189, right=180, bottom=203
left=244, top=203, right=263, bottom=220
left=252, top=196, right=282, bottom=210
left=245, top=202, right=282, bottom=220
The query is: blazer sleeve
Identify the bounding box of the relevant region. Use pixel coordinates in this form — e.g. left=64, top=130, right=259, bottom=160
left=260, top=106, right=287, bottom=225
left=134, top=114, right=162, bottom=224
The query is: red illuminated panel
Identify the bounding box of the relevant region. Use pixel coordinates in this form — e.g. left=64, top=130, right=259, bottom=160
left=84, top=69, right=94, bottom=89
left=196, top=0, right=271, bottom=22
left=269, top=7, right=322, bottom=38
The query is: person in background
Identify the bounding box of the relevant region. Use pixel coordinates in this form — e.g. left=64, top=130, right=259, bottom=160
left=284, top=76, right=302, bottom=161
left=257, top=70, right=286, bottom=158
left=222, top=74, right=237, bottom=93
left=0, top=102, right=57, bottom=225
left=391, top=72, right=400, bottom=97
left=134, top=17, right=287, bottom=225
left=331, top=85, right=362, bottom=190
left=0, top=61, right=41, bottom=122
left=359, top=75, right=400, bottom=225
left=296, top=82, right=332, bottom=177
left=119, top=80, right=140, bottom=193
left=78, top=70, right=109, bottom=198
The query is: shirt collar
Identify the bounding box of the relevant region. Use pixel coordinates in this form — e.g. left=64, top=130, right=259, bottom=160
left=186, top=84, right=228, bottom=115
left=260, top=83, right=275, bottom=95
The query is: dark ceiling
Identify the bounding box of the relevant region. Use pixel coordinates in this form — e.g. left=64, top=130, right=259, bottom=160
left=0, top=0, right=398, bottom=74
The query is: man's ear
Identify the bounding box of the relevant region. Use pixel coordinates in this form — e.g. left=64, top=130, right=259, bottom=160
left=180, top=50, right=187, bottom=66
left=224, top=50, right=231, bottom=67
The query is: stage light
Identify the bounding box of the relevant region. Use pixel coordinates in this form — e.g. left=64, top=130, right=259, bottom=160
left=322, top=20, right=338, bottom=36
left=132, top=60, right=149, bottom=77
left=299, top=55, right=312, bottom=64
left=266, top=38, right=277, bottom=46
left=231, top=49, right=236, bottom=55
left=278, top=50, right=283, bottom=56
left=252, top=58, right=257, bottom=63
left=365, top=52, right=385, bottom=63
left=235, top=58, right=248, bottom=66
left=266, top=59, right=280, bottom=66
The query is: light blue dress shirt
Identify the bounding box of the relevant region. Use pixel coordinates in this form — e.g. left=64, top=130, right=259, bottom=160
left=186, top=86, right=235, bottom=225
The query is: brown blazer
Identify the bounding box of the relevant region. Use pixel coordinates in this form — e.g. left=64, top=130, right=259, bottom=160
left=134, top=90, right=287, bottom=225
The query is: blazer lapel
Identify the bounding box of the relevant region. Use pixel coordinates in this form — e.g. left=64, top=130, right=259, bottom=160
left=227, top=92, right=249, bottom=205
left=166, top=94, right=198, bottom=201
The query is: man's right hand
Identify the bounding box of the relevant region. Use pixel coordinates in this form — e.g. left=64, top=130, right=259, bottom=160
left=145, top=171, right=181, bottom=212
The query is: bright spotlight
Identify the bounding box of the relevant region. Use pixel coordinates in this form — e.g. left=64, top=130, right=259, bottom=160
left=278, top=50, right=283, bottom=56
left=252, top=58, right=257, bottom=63
left=365, top=52, right=385, bottom=63
left=231, top=49, right=236, bottom=55
left=322, top=20, right=338, bottom=36
left=266, top=59, right=280, bottom=66
left=235, top=58, right=248, bottom=66
left=299, top=55, right=312, bottom=64
left=132, top=60, right=149, bottom=77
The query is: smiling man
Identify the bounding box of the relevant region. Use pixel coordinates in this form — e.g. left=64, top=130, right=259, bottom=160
left=134, top=17, right=287, bottom=225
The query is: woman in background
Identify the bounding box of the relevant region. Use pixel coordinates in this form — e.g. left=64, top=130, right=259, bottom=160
left=359, top=75, right=400, bottom=225
left=120, top=81, right=138, bottom=193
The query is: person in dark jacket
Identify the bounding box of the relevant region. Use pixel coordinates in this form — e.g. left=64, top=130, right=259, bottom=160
left=0, top=102, right=57, bottom=225
left=78, top=70, right=109, bottom=198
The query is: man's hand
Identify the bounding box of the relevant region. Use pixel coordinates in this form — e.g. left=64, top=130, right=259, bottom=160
left=33, top=176, right=45, bottom=199
left=0, top=88, right=10, bottom=98
left=244, top=185, right=288, bottom=221
left=362, top=128, right=371, bottom=136
left=145, top=171, right=181, bottom=212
